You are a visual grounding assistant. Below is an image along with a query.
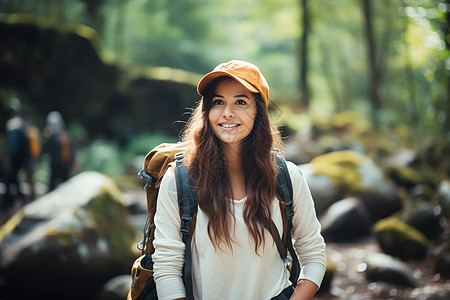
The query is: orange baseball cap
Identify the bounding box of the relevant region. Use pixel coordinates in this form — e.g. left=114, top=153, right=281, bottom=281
left=197, top=60, right=269, bottom=107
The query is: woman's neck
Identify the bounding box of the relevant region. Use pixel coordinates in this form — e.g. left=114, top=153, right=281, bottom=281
left=221, top=143, right=242, bottom=170
left=221, top=143, right=247, bottom=200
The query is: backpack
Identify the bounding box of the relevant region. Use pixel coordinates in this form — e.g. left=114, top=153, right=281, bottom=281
left=127, top=142, right=300, bottom=300
left=27, top=125, right=41, bottom=160
left=58, top=130, right=73, bottom=165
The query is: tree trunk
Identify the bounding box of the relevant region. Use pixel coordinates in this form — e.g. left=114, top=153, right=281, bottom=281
left=81, top=0, right=105, bottom=36
left=443, top=0, right=450, bottom=137
left=362, top=0, right=382, bottom=124
left=299, top=0, right=310, bottom=109
left=114, top=0, right=128, bottom=62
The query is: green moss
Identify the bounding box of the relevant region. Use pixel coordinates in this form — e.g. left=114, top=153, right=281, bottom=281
left=374, top=217, right=429, bottom=247
left=310, top=150, right=370, bottom=193
left=48, top=227, right=83, bottom=247
left=396, top=166, right=421, bottom=184
left=113, top=174, right=140, bottom=189
left=46, top=178, right=135, bottom=263
left=374, top=217, right=430, bottom=260
left=329, top=111, right=371, bottom=134
left=326, top=257, right=337, bottom=272
left=85, top=182, right=136, bottom=261
left=0, top=209, right=24, bottom=243
left=275, top=105, right=310, bottom=132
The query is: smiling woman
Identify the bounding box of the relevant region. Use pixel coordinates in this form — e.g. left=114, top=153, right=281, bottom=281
left=151, top=60, right=327, bottom=300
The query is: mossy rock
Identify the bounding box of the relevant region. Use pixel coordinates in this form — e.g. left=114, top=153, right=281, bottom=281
left=305, top=150, right=402, bottom=217
left=387, top=166, right=422, bottom=190
left=0, top=171, right=137, bottom=299
left=310, top=150, right=386, bottom=195
left=373, top=217, right=430, bottom=261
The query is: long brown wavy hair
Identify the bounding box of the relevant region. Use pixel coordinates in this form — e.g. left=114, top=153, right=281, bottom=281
left=181, top=77, right=283, bottom=253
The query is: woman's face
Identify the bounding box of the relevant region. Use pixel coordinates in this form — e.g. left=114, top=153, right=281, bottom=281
left=208, top=78, right=257, bottom=150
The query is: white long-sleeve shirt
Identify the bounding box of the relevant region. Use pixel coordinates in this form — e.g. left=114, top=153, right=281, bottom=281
left=153, top=161, right=326, bottom=300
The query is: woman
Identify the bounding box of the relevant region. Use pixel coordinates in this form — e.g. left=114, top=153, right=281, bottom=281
left=152, top=60, right=326, bottom=300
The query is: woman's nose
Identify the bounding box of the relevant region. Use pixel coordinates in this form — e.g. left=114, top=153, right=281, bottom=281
left=222, top=104, right=235, bottom=118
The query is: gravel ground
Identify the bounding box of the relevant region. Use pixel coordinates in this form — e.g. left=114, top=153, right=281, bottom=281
left=315, top=235, right=450, bottom=300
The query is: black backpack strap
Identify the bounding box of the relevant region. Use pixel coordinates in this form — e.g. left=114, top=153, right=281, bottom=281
left=174, top=152, right=196, bottom=300
left=269, top=221, right=287, bottom=261
left=275, top=153, right=301, bottom=286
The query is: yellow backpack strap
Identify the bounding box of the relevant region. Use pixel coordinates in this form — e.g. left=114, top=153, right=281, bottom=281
left=279, top=200, right=287, bottom=244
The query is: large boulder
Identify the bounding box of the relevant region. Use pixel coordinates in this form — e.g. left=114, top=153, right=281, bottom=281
left=0, top=18, right=200, bottom=141
left=373, top=217, right=430, bottom=261
left=319, top=197, right=373, bottom=242
left=0, top=171, right=137, bottom=300
left=300, top=150, right=402, bottom=217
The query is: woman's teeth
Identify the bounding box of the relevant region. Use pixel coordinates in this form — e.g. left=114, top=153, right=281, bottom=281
left=221, top=124, right=239, bottom=128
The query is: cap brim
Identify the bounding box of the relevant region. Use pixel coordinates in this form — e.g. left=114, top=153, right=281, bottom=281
left=197, top=71, right=259, bottom=97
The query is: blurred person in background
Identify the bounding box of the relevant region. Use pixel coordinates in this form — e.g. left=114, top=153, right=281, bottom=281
left=42, top=111, right=76, bottom=192
left=2, top=98, right=40, bottom=208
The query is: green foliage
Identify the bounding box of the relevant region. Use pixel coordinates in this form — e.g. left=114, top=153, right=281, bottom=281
left=0, top=0, right=448, bottom=146
left=123, top=132, right=179, bottom=157
left=78, top=140, right=123, bottom=177
left=75, top=133, right=178, bottom=178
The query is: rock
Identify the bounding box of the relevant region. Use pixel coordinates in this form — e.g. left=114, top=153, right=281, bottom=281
left=301, top=150, right=402, bottom=218
left=0, top=20, right=200, bottom=141
left=373, top=217, right=430, bottom=261
left=320, top=197, right=373, bottom=242
left=364, top=252, right=419, bottom=287
left=96, top=275, right=132, bottom=300
left=386, top=166, right=422, bottom=190
left=358, top=183, right=402, bottom=222
left=316, top=258, right=336, bottom=294
left=435, top=180, right=450, bottom=219
left=122, top=188, right=149, bottom=235
left=382, top=148, right=417, bottom=169
left=298, top=163, right=345, bottom=215
left=397, top=202, right=442, bottom=240
left=0, top=171, right=137, bottom=300
left=433, top=243, right=450, bottom=279
left=283, top=120, right=322, bottom=165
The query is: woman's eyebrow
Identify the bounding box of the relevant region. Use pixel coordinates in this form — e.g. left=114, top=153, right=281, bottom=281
left=212, top=94, right=250, bottom=99
left=233, top=94, right=250, bottom=99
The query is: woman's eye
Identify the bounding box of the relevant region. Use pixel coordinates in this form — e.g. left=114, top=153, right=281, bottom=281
left=212, top=99, right=224, bottom=105
left=236, top=99, right=247, bottom=105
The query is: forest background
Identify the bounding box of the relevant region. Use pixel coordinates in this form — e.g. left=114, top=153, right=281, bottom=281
left=0, top=0, right=448, bottom=183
